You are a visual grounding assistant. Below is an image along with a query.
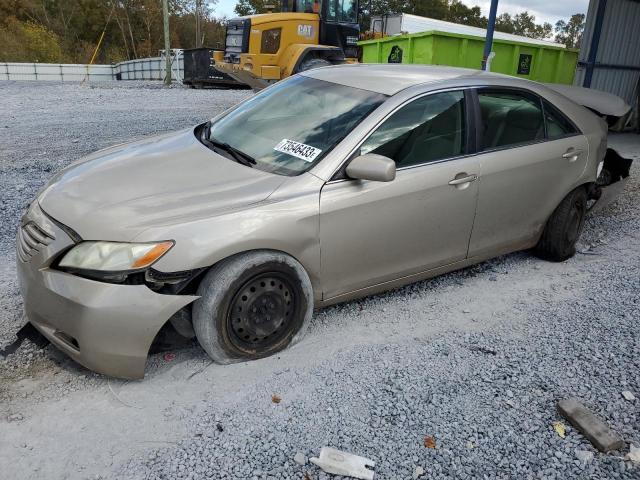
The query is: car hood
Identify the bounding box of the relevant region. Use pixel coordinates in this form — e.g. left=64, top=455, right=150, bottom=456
left=38, top=128, right=286, bottom=241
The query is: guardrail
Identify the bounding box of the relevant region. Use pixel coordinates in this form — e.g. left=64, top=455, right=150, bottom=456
left=0, top=62, right=114, bottom=82
left=1, top=51, right=184, bottom=83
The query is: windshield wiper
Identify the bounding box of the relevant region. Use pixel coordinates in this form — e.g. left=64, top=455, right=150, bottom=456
left=201, top=122, right=256, bottom=168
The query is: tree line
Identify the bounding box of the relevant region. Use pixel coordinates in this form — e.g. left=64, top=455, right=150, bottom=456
left=0, top=0, right=585, bottom=64
left=235, top=0, right=585, bottom=47
left=0, top=0, right=228, bottom=63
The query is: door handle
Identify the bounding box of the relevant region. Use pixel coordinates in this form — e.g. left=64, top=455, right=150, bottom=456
left=449, top=174, right=478, bottom=186
left=562, top=149, right=583, bottom=162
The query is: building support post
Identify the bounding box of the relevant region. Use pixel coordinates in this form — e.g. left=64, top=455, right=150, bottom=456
left=583, top=0, right=608, bottom=88
left=482, top=0, right=499, bottom=71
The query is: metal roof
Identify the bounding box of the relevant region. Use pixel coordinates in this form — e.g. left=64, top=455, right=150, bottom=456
left=371, top=13, right=566, bottom=49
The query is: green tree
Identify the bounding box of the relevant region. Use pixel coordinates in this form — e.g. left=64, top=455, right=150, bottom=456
left=495, top=13, right=515, bottom=34
left=513, top=11, right=552, bottom=39
left=445, top=1, right=487, bottom=28
left=361, top=0, right=451, bottom=30
left=495, top=11, right=552, bottom=39
left=0, top=16, right=64, bottom=62
left=0, top=0, right=227, bottom=63
left=555, top=13, right=585, bottom=48
left=234, top=0, right=282, bottom=16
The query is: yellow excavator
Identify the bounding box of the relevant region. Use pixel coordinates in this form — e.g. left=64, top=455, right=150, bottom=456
left=213, top=0, right=361, bottom=89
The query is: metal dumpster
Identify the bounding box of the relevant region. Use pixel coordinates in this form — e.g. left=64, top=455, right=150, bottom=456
left=359, top=30, right=579, bottom=84
left=182, top=48, right=249, bottom=89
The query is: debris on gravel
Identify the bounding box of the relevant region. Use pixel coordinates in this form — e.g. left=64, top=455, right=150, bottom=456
left=557, top=398, right=626, bottom=452
left=626, top=445, right=640, bottom=463
left=294, top=452, right=307, bottom=466
left=575, top=449, right=595, bottom=463
left=7, top=412, right=24, bottom=422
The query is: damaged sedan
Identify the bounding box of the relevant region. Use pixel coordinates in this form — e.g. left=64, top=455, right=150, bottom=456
left=16, top=65, right=633, bottom=379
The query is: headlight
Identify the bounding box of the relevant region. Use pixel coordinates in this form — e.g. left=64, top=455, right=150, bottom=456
left=59, top=241, right=174, bottom=272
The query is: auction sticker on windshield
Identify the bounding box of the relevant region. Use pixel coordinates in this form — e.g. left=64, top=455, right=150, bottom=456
left=274, top=139, right=322, bottom=162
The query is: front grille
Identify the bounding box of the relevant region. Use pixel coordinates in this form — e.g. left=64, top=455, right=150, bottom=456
left=17, top=221, right=55, bottom=263
left=224, top=18, right=250, bottom=64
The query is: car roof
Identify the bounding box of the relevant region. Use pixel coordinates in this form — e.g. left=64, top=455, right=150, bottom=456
left=300, top=64, right=511, bottom=96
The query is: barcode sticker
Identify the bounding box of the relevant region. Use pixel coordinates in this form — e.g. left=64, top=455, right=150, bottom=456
left=274, top=139, right=322, bottom=163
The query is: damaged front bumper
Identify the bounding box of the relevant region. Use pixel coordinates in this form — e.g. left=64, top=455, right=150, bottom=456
left=16, top=202, right=197, bottom=379
left=589, top=148, right=633, bottom=213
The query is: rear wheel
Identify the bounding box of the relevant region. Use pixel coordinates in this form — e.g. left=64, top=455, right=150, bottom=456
left=193, top=251, right=313, bottom=364
left=298, top=57, right=332, bottom=72
left=535, top=187, right=588, bottom=262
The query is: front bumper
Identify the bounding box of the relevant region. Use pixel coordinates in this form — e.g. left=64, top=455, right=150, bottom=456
left=16, top=202, right=197, bottom=379
left=215, top=61, right=272, bottom=90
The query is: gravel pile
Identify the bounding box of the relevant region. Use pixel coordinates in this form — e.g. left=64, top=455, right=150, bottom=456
left=0, top=81, right=638, bottom=479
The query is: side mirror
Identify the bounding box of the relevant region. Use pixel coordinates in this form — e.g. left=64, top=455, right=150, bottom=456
left=346, top=154, right=396, bottom=182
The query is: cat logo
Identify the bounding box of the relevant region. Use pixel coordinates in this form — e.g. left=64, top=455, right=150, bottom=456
left=297, top=24, right=314, bottom=38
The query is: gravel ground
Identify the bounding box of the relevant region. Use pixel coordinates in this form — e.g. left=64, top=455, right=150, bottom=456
left=0, top=81, right=639, bottom=480
left=0, top=81, right=251, bottom=346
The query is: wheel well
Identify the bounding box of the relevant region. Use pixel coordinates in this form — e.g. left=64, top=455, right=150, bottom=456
left=541, top=183, right=591, bottom=232
left=175, top=248, right=315, bottom=298
left=577, top=181, right=599, bottom=201
left=294, top=48, right=344, bottom=72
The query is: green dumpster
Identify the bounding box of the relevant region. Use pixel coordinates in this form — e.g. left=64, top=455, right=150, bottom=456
left=359, top=30, right=578, bottom=84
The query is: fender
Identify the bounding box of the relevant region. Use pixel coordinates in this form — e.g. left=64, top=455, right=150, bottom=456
left=282, top=44, right=344, bottom=77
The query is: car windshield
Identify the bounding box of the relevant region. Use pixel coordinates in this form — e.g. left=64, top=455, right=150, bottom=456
left=207, top=75, right=386, bottom=176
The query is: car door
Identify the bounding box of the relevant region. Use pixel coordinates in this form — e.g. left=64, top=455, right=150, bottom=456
left=467, top=88, right=590, bottom=258
left=319, top=90, right=480, bottom=300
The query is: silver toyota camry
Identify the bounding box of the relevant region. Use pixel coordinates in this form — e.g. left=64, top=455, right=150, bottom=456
left=17, top=65, right=632, bottom=378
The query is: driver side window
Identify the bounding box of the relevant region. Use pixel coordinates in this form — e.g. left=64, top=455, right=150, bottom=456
left=360, top=91, right=466, bottom=168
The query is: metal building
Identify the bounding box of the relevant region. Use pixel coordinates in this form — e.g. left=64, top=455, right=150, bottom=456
left=576, top=0, right=640, bottom=126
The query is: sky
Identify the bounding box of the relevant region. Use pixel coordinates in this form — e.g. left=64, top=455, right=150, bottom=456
left=212, top=0, right=590, bottom=25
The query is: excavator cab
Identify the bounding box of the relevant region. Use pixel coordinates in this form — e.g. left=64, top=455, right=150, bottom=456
left=215, top=0, right=360, bottom=89
left=284, top=0, right=360, bottom=59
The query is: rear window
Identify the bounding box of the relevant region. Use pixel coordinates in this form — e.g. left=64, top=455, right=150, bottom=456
left=478, top=90, right=544, bottom=150
left=543, top=100, right=580, bottom=139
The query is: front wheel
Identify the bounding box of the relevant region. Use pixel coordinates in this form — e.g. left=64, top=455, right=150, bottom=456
left=297, top=57, right=332, bottom=72
left=535, top=187, right=588, bottom=262
left=193, top=251, right=313, bottom=364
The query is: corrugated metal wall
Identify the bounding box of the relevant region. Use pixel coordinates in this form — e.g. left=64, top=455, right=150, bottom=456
left=114, top=56, right=183, bottom=81
left=575, top=0, right=640, bottom=108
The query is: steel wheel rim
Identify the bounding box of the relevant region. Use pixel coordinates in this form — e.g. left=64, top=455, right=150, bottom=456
left=227, top=273, right=296, bottom=351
